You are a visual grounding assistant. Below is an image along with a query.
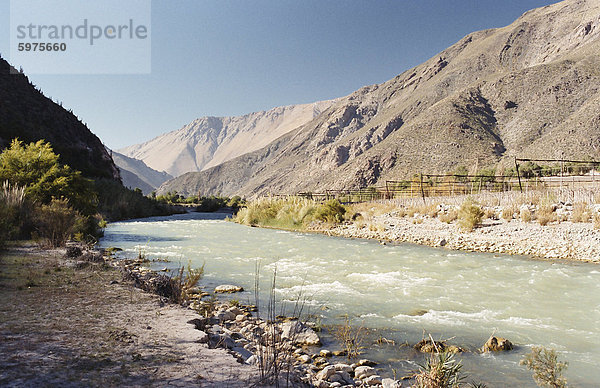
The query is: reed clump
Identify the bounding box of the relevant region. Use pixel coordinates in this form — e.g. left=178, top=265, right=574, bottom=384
left=234, top=197, right=346, bottom=230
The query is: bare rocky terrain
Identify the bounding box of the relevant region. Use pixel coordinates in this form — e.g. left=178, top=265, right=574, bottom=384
left=157, top=0, right=600, bottom=198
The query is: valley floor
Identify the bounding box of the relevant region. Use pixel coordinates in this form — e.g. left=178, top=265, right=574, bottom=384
left=0, top=245, right=257, bottom=387
left=313, top=215, right=600, bottom=263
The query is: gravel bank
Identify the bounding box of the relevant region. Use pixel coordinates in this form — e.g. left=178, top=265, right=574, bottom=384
left=315, top=216, right=600, bottom=263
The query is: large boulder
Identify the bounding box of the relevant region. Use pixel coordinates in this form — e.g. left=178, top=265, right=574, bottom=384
left=482, top=336, right=513, bottom=352
left=280, top=320, right=321, bottom=346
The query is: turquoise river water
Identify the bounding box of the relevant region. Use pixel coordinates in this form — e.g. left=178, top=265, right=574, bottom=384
left=100, top=212, right=600, bottom=387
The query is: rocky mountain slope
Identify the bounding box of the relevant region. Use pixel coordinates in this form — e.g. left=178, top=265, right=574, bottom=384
left=119, top=100, right=335, bottom=177
left=158, top=0, right=600, bottom=198
left=0, top=57, right=120, bottom=181
left=111, top=151, right=172, bottom=195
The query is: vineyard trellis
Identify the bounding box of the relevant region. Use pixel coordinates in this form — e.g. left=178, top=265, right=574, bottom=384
left=291, top=158, right=600, bottom=204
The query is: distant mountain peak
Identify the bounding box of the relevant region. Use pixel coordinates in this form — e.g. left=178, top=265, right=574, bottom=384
left=119, top=100, right=337, bottom=177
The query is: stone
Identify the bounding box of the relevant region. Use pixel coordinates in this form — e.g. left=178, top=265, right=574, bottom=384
left=245, top=355, right=258, bottom=365
left=364, top=375, right=382, bottom=386
left=414, top=339, right=445, bottom=353
left=315, top=365, right=336, bottom=381
left=299, top=354, right=312, bottom=364
left=319, top=349, right=333, bottom=358
left=354, top=366, right=376, bottom=379
left=314, top=380, right=329, bottom=388
left=231, top=346, right=253, bottom=362
left=215, top=284, right=244, bottom=293
left=227, top=306, right=242, bottom=316
left=208, top=333, right=235, bottom=349
left=358, top=359, right=377, bottom=367
left=197, top=331, right=209, bottom=344
left=336, top=370, right=352, bottom=384
left=332, top=350, right=347, bottom=357
left=280, top=320, right=321, bottom=346
left=382, top=377, right=403, bottom=388
left=215, top=310, right=236, bottom=322
left=482, top=336, right=513, bottom=352
left=333, top=363, right=353, bottom=373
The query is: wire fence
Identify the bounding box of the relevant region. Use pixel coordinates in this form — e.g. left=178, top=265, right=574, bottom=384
left=291, top=158, right=600, bottom=204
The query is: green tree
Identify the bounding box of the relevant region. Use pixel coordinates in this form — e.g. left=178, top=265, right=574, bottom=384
left=0, top=139, right=97, bottom=216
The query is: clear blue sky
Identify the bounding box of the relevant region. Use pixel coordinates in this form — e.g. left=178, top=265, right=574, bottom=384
left=0, top=0, right=559, bottom=150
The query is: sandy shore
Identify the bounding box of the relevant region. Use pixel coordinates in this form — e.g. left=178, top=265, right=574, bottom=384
left=314, top=214, right=600, bottom=263
left=0, top=245, right=259, bottom=387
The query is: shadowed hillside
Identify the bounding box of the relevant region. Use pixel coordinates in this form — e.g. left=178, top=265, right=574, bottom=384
left=0, top=57, right=120, bottom=181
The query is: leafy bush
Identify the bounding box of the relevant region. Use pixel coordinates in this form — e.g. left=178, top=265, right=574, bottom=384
left=520, top=346, right=568, bottom=388
left=457, top=198, right=484, bottom=231
left=32, top=198, right=84, bottom=248
left=0, top=139, right=97, bottom=216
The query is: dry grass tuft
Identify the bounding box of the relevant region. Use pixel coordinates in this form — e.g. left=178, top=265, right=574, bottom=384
left=457, top=198, right=484, bottom=231
left=536, top=204, right=556, bottom=226
left=439, top=210, right=458, bottom=224
left=520, top=208, right=533, bottom=223
left=572, top=203, right=592, bottom=223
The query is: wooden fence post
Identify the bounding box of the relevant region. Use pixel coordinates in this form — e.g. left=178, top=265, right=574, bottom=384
left=420, top=173, right=426, bottom=203
left=515, top=157, right=523, bottom=193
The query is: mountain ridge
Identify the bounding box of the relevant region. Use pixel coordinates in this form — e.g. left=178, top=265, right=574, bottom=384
left=111, top=151, right=172, bottom=195
left=158, top=0, right=600, bottom=197
left=119, top=100, right=336, bottom=177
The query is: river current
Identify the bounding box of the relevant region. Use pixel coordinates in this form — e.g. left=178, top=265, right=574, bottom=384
left=100, top=212, right=600, bottom=387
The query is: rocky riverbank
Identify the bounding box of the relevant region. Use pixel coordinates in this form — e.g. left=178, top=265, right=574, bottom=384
left=311, top=204, right=600, bottom=262
left=0, top=244, right=259, bottom=387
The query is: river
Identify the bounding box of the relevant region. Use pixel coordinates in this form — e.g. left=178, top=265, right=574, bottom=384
left=100, top=212, right=600, bottom=387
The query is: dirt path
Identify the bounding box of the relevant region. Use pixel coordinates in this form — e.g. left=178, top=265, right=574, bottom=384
left=0, top=245, right=258, bottom=387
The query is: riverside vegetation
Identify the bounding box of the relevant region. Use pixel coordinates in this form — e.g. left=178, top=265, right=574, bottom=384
left=233, top=187, right=599, bottom=261
left=0, top=139, right=176, bottom=249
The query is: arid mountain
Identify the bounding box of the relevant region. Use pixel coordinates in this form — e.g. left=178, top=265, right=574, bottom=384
left=111, top=151, right=172, bottom=194
left=158, top=0, right=600, bottom=198
left=0, top=57, right=120, bottom=181
left=119, top=100, right=336, bottom=177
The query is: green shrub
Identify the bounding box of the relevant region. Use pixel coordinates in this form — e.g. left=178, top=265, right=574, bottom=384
left=314, top=199, right=346, bottom=223
left=0, top=139, right=97, bottom=216
left=32, top=198, right=84, bottom=248
left=520, top=346, right=568, bottom=388
left=457, top=198, right=484, bottom=231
